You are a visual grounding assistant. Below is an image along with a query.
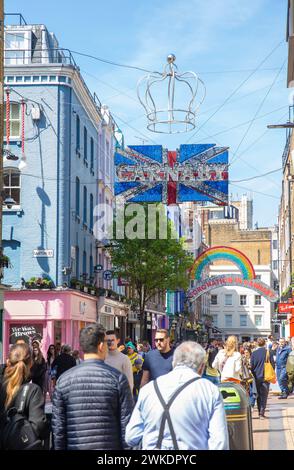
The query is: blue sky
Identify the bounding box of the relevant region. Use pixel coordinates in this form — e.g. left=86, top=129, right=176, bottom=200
left=7, top=0, right=289, bottom=226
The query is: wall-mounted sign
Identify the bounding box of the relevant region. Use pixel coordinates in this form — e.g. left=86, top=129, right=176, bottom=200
left=9, top=324, right=43, bottom=345
left=187, top=275, right=279, bottom=303
left=94, top=264, right=103, bottom=273
left=71, top=246, right=76, bottom=259
left=103, top=270, right=113, bottom=281
left=79, top=301, right=86, bottom=315
left=114, top=144, right=229, bottom=205
left=278, top=303, right=294, bottom=313
left=33, top=249, right=54, bottom=258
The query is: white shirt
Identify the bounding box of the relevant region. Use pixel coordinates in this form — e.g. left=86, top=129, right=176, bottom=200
left=212, top=350, right=242, bottom=382
left=126, top=366, right=229, bottom=450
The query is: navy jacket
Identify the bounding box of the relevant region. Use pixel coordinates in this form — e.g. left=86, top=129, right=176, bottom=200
left=276, top=346, right=292, bottom=369
left=250, top=347, right=275, bottom=381
left=52, top=359, right=134, bottom=450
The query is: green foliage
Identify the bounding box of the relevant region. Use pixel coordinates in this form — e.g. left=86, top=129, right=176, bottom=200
left=107, top=204, right=193, bottom=334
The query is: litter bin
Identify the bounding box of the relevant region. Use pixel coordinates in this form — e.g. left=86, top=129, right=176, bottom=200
left=218, top=382, right=253, bottom=450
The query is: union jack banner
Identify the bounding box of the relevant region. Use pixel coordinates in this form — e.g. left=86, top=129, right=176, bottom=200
left=114, top=144, right=229, bottom=205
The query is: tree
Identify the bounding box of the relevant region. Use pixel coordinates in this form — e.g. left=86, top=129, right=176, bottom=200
left=107, top=204, right=193, bottom=339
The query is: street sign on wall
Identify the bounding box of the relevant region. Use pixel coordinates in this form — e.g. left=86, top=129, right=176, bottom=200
left=33, top=249, right=54, bottom=258
left=103, top=270, right=113, bottom=281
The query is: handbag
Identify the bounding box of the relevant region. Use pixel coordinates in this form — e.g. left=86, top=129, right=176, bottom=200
left=264, top=351, right=276, bottom=383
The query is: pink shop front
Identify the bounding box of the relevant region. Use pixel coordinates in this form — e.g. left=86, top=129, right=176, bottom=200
left=3, top=289, right=97, bottom=359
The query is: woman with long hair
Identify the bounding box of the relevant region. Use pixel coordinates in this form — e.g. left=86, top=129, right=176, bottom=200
left=212, top=335, right=242, bottom=383
left=46, top=344, right=56, bottom=401
left=0, top=343, right=48, bottom=448
left=30, top=340, right=46, bottom=394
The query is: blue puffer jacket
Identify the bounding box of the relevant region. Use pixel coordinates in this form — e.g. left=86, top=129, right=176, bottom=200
left=52, top=359, right=134, bottom=450
left=276, top=346, right=292, bottom=369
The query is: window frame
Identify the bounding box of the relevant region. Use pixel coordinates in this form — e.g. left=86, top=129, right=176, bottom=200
left=254, top=295, right=262, bottom=306
left=4, top=102, right=21, bottom=140
left=240, top=315, right=247, bottom=327
left=254, top=315, right=262, bottom=327
left=224, top=294, right=233, bottom=306
left=240, top=295, right=247, bottom=306
left=225, top=314, right=233, bottom=328
left=3, top=168, right=21, bottom=207
left=211, top=294, right=218, bottom=305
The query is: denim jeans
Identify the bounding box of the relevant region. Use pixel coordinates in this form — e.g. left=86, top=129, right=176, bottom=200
left=277, top=367, right=289, bottom=394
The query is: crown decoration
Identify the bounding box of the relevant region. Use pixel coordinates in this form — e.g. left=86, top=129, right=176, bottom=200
left=137, top=54, right=206, bottom=134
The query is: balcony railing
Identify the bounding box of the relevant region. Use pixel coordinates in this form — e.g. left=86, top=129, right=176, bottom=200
left=4, top=47, right=78, bottom=67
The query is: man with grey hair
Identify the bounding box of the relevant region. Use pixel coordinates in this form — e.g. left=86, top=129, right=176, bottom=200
left=51, top=344, right=76, bottom=381
left=126, top=341, right=229, bottom=450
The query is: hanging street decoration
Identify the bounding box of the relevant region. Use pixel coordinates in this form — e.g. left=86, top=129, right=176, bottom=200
left=190, top=246, right=256, bottom=281
left=187, top=246, right=278, bottom=303
left=137, top=54, right=206, bottom=134
left=187, top=274, right=279, bottom=303
left=114, top=144, right=229, bottom=205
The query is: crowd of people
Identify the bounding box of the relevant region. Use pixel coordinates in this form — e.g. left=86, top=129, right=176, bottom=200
left=0, top=326, right=293, bottom=450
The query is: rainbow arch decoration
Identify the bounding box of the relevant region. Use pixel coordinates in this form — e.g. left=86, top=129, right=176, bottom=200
left=190, top=246, right=256, bottom=281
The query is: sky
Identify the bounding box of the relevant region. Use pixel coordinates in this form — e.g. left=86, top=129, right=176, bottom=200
left=7, top=0, right=290, bottom=227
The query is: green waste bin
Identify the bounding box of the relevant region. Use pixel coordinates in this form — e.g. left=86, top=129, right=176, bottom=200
left=218, top=382, right=254, bottom=450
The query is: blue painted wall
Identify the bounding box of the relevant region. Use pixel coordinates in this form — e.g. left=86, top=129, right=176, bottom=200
left=3, top=75, right=100, bottom=287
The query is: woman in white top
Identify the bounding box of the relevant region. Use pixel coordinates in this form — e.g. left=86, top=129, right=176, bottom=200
left=212, top=336, right=242, bottom=383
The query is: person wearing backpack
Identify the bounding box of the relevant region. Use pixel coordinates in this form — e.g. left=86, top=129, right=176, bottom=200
left=0, top=343, right=49, bottom=450
left=125, top=341, right=229, bottom=450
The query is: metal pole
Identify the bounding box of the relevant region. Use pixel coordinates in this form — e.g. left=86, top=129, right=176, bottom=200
left=0, top=0, right=4, bottom=363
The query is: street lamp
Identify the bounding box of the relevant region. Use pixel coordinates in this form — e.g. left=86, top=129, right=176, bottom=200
left=267, top=122, right=294, bottom=129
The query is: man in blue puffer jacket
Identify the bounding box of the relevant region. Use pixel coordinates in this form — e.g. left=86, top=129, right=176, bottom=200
left=276, top=338, right=292, bottom=399
left=52, top=324, right=134, bottom=449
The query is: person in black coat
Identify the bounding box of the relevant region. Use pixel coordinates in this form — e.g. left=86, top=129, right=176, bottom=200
left=51, top=344, right=76, bottom=381
left=52, top=323, right=134, bottom=450
left=30, top=340, right=47, bottom=393
left=250, top=337, right=275, bottom=419
left=0, top=343, right=48, bottom=449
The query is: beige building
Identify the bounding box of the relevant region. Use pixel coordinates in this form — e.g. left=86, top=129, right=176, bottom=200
left=199, top=202, right=275, bottom=339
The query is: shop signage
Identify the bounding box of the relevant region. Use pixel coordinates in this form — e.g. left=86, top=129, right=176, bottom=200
left=187, top=275, right=279, bottom=303
left=33, top=249, right=54, bottom=258
left=278, top=303, right=294, bottom=313
left=103, top=270, right=113, bottom=281
left=94, top=264, right=103, bottom=273
left=115, top=144, right=229, bottom=205
left=9, top=324, right=43, bottom=345
left=118, top=277, right=129, bottom=286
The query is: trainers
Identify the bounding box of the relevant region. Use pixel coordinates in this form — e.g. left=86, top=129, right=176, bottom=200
left=278, top=394, right=288, bottom=399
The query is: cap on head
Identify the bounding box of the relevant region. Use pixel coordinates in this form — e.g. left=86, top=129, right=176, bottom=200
left=126, top=341, right=135, bottom=350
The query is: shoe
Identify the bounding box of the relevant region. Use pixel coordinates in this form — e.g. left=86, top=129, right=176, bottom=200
left=259, top=415, right=266, bottom=419
left=278, top=394, right=288, bottom=399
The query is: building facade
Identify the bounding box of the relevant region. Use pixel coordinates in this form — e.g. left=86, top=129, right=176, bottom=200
left=1, top=19, right=128, bottom=357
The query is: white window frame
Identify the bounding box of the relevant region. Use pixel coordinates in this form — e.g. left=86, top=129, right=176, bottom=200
left=3, top=168, right=21, bottom=207
left=211, top=294, right=218, bottom=305
left=254, top=315, right=262, bottom=327
left=225, top=294, right=233, bottom=306
left=255, top=295, right=262, bottom=306
left=240, top=295, right=247, bottom=306
left=5, top=31, right=31, bottom=65
left=225, top=314, right=232, bottom=328
left=4, top=102, right=21, bottom=140
left=240, top=315, right=247, bottom=327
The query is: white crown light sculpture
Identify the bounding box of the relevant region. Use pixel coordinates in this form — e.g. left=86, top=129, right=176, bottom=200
left=137, top=54, right=206, bottom=134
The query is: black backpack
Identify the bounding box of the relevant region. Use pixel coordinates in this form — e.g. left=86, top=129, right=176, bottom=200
left=1, top=384, right=42, bottom=450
